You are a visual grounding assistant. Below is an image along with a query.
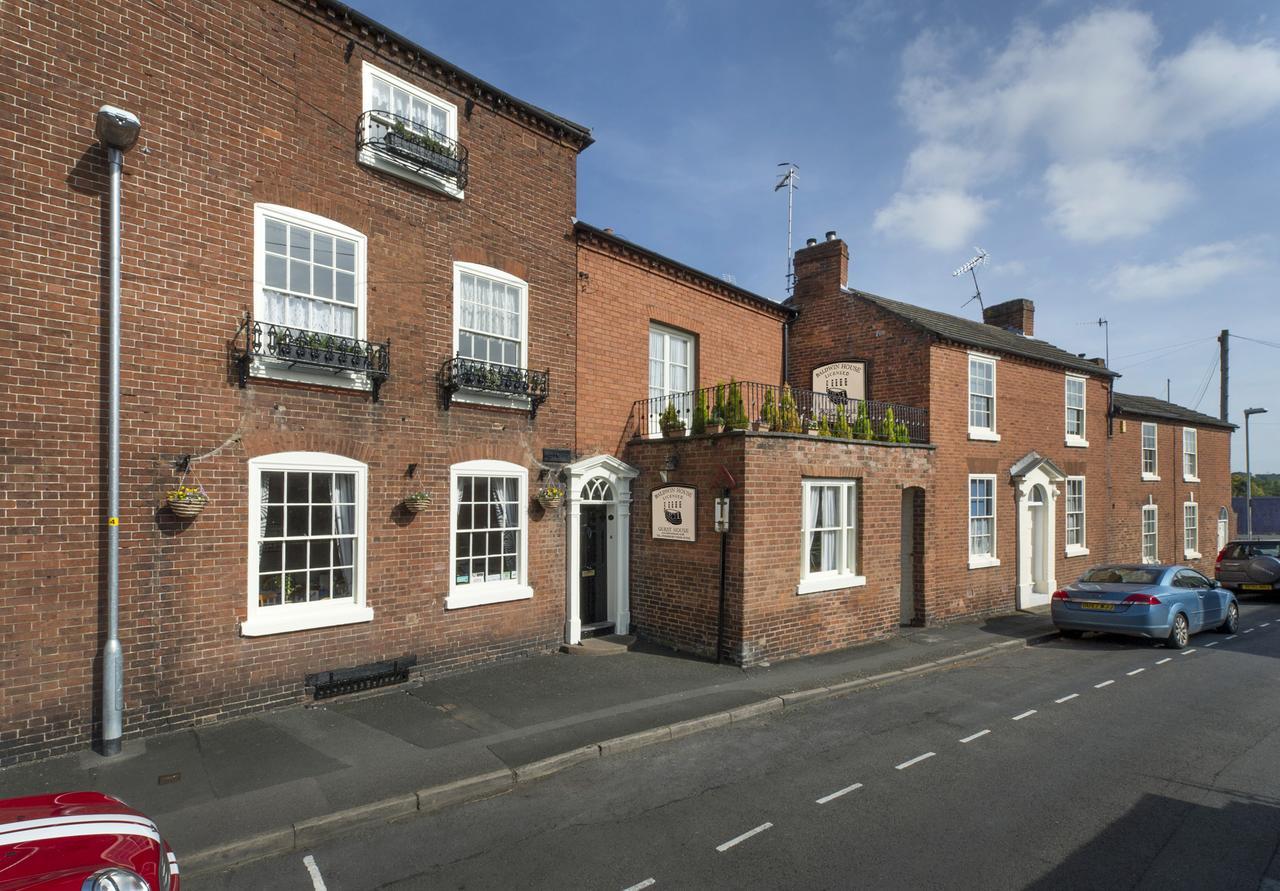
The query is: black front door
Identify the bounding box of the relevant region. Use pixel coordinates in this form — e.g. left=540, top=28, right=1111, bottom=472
left=580, top=504, right=609, bottom=625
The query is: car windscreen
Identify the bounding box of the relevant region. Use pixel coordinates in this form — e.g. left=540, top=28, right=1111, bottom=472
left=1080, top=567, right=1163, bottom=585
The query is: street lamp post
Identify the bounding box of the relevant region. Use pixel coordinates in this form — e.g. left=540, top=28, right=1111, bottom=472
left=95, top=105, right=141, bottom=756
left=1244, top=407, right=1268, bottom=537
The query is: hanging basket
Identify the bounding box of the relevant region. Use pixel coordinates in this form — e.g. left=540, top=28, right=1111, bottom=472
left=537, top=492, right=564, bottom=510
left=403, top=494, right=432, bottom=514
left=167, top=493, right=209, bottom=519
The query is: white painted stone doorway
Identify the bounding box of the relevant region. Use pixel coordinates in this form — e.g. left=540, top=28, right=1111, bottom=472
left=1011, top=453, right=1066, bottom=609
left=564, top=454, right=638, bottom=645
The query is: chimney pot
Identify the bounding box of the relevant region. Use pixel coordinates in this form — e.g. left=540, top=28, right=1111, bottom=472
left=604, top=227, right=614, bottom=235
left=805, top=237, right=818, bottom=247
left=825, top=230, right=837, bottom=242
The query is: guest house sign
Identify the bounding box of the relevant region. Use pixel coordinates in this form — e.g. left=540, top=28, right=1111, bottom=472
left=812, top=360, right=866, bottom=402
left=651, top=485, right=696, bottom=542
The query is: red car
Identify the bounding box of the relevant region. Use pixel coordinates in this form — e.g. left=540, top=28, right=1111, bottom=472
left=0, top=791, right=178, bottom=890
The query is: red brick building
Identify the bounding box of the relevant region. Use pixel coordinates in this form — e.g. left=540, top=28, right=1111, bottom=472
left=1, top=0, right=590, bottom=764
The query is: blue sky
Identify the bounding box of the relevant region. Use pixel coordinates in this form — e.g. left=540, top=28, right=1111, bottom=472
left=360, top=0, right=1280, bottom=471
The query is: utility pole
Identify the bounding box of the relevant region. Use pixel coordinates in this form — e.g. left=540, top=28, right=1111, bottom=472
left=1219, top=329, right=1229, bottom=422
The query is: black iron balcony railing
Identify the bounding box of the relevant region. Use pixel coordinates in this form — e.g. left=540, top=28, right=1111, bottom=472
left=441, top=356, right=549, bottom=418
left=235, top=315, right=391, bottom=401
left=356, top=110, right=469, bottom=190
left=628, top=381, right=930, bottom=444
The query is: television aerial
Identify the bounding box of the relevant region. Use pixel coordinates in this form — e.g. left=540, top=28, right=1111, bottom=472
left=775, top=162, right=799, bottom=294
left=953, top=247, right=989, bottom=313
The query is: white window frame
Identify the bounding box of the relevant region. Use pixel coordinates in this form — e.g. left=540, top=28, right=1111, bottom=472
left=252, top=204, right=370, bottom=391
left=1141, top=422, right=1159, bottom=481
left=968, top=474, right=1000, bottom=568
left=450, top=262, right=531, bottom=409
left=1064, top=375, right=1088, bottom=447
left=648, top=323, right=697, bottom=438
left=967, top=353, right=1000, bottom=441
left=358, top=61, right=463, bottom=198
left=1183, top=498, right=1200, bottom=559
left=798, top=479, right=865, bottom=595
left=1141, top=504, right=1159, bottom=564
left=242, top=451, right=372, bottom=637
left=1065, top=476, right=1088, bottom=556
left=1182, top=427, right=1199, bottom=482
left=447, top=459, right=532, bottom=610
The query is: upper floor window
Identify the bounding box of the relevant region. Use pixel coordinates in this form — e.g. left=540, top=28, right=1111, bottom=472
left=968, top=354, right=999, bottom=441
left=1065, top=477, right=1087, bottom=554
left=256, top=205, right=364, bottom=340
left=798, top=480, right=863, bottom=595
left=1141, top=504, right=1158, bottom=563
left=454, top=263, right=527, bottom=369
left=243, top=452, right=372, bottom=637
left=448, top=460, right=532, bottom=610
left=1141, top=423, right=1159, bottom=480
left=648, top=324, right=696, bottom=435
left=359, top=62, right=465, bottom=195
left=1182, top=427, right=1198, bottom=481
left=1065, top=376, right=1087, bottom=446
left=969, top=475, right=999, bottom=567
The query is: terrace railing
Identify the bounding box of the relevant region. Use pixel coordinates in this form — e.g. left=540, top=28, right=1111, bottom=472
left=235, top=315, right=391, bottom=401
left=440, top=356, right=550, bottom=418
left=629, top=381, right=929, bottom=444
left=357, top=110, right=469, bottom=189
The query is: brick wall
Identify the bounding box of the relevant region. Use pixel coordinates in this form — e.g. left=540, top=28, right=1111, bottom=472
left=575, top=228, right=788, bottom=457
left=626, top=432, right=933, bottom=665
left=1107, top=415, right=1234, bottom=575
left=0, top=0, right=584, bottom=764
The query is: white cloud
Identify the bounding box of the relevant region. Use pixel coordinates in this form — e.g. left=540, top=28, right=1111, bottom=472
left=873, top=189, right=992, bottom=251
left=1044, top=160, right=1190, bottom=242
left=1099, top=242, right=1262, bottom=301
left=876, top=10, right=1280, bottom=248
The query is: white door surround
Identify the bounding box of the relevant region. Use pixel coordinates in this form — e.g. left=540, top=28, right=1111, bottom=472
left=564, top=454, right=638, bottom=645
left=1011, top=452, right=1065, bottom=609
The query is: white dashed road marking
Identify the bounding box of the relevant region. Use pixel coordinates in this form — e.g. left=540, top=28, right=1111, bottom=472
left=717, top=823, right=772, bottom=852
left=1227, top=635, right=1237, bottom=640
left=1094, top=680, right=1115, bottom=688
left=816, top=782, right=863, bottom=804
left=896, top=752, right=936, bottom=770
left=303, top=855, right=327, bottom=891
left=1127, top=668, right=1145, bottom=676
left=1012, top=710, right=1036, bottom=721
left=960, top=730, right=990, bottom=743
left=1181, top=649, right=1196, bottom=655
left=1055, top=693, right=1079, bottom=704
left=1156, top=658, right=1172, bottom=665
left=622, top=879, right=656, bottom=891
left=1244, top=629, right=1255, bottom=634
left=1205, top=642, right=1219, bottom=647
left=1262, top=623, right=1271, bottom=628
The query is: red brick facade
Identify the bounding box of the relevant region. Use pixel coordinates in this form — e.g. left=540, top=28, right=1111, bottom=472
left=1, top=0, right=587, bottom=764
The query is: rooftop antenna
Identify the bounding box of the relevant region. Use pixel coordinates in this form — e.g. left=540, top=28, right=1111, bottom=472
left=775, top=162, right=799, bottom=294
left=1096, top=317, right=1109, bottom=369
left=953, top=247, right=988, bottom=314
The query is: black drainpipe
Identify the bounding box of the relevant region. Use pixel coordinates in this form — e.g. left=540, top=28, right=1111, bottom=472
left=716, top=487, right=730, bottom=664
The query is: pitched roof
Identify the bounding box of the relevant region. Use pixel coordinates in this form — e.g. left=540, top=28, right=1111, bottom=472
left=849, top=289, right=1118, bottom=378
left=575, top=222, right=795, bottom=320
left=312, top=0, right=592, bottom=149
left=1112, top=393, right=1237, bottom=430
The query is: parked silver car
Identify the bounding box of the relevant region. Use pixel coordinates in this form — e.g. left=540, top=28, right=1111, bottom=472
left=1215, top=539, right=1280, bottom=594
left=1052, top=564, right=1239, bottom=648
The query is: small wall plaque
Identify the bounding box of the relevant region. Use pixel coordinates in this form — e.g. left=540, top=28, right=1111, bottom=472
left=542, top=448, right=572, bottom=464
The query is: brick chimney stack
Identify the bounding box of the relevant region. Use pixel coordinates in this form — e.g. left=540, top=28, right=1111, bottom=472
left=792, top=231, right=848, bottom=302
left=982, top=298, right=1035, bottom=336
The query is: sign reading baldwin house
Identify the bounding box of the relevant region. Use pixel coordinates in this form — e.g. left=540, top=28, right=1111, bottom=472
left=812, top=360, right=866, bottom=402
left=651, top=485, right=696, bottom=542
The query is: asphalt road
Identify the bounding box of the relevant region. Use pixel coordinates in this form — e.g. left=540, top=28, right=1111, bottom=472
left=197, top=598, right=1280, bottom=890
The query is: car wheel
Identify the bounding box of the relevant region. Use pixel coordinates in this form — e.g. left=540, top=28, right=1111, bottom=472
left=1060, top=629, right=1084, bottom=639
left=1218, top=602, right=1239, bottom=633
left=1166, top=613, right=1189, bottom=649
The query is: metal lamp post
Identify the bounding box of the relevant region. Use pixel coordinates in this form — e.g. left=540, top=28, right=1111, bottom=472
left=1244, top=407, right=1267, bottom=537
left=95, top=105, right=141, bottom=756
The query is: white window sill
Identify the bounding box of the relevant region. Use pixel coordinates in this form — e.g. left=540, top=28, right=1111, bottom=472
left=250, top=359, right=371, bottom=392
left=240, top=604, right=374, bottom=637
left=358, top=148, right=464, bottom=200
left=1141, top=473, right=1161, bottom=482
left=446, top=583, right=533, bottom=610
left=796, top=574, right=866, bottom=596
left=451, top=389, right=533, bottom=412
left=968, top=556, right=1001, bottom=569
left=1065, top=545, right=1090, bottom=558
left=1064, top=437, right=1089, bottom=448
left=968, top=428, right=1001, bottom=442
left=1184, top=550, right=1202, bottom=560
left=1183, top=476, right=1200, bottom=484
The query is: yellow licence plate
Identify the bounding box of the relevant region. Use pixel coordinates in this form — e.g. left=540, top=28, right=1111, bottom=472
left=1082, top=602, right=1116, bottom=611
left=1243, top=584, right=1272, bottom=591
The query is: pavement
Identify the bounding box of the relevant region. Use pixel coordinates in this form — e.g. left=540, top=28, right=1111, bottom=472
left=0, top=610, right=1058, bottom=875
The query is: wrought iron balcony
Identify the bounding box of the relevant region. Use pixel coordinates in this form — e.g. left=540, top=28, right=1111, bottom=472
left=235, top=315, right=390, bottom=401
left=441, top=356, right=549, bottom=418
left=356, top=111, right=469, bottom=190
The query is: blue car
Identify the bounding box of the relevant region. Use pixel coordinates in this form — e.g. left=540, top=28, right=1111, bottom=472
left=1052, top=564, right=1240, bottom=649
